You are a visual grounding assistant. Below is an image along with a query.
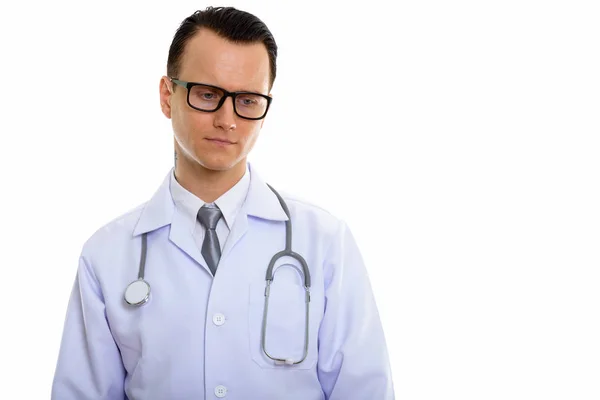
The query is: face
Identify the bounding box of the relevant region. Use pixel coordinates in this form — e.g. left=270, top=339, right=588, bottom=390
left=159, top=28, right=271, bottom=174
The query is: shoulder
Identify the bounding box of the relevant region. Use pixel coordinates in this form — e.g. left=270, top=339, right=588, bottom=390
left=277, top=189, right=345, bottom=238
left=80, top=201, right=147, bottom=257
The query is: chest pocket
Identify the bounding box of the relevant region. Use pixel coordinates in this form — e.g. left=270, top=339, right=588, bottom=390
left=248, top=265, right=317, bottom=370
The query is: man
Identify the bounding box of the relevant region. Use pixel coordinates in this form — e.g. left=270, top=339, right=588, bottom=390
left=52, top=6, right=394, bottom=399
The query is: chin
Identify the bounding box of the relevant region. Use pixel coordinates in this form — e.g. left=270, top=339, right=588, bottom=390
left=197, top=156, right=242, bottom=172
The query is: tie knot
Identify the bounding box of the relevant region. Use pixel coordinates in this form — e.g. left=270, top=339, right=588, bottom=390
left=197, top=205, right=222, bottom=230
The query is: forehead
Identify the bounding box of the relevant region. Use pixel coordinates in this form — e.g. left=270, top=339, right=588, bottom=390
left=178, top=28, right=270, bottom=93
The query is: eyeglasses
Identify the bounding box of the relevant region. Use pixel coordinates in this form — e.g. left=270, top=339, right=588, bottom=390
left=169, top=78, right=273, bottom=120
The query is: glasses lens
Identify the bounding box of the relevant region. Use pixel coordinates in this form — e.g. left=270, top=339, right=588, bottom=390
left=234, top=93, right=269, bottom=119
left=188, top=84, right=269, bottom=119
left=188, top=85, right=224, bottom=111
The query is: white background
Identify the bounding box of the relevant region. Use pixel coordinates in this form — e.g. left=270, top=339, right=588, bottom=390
left=0, top=0, right=599, bottom=398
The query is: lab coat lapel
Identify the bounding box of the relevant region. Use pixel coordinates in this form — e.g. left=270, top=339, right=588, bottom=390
left=220, top=207, right=248, bottom=264
left=133, top=165, right=289, bottom=275
left=220, top=164, right=289, bottom=262
left=133, top=169, right=210, bottom=273
left=169, top=204, right=209, bottom=272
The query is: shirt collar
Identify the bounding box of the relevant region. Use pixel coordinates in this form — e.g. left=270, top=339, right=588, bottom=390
left=169, top=164, right=250, bottom=231
left=133, top=162, right=288, bottom=237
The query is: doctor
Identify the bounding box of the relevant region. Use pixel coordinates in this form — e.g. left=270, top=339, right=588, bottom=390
left=52, top=6, right=394, bottom=400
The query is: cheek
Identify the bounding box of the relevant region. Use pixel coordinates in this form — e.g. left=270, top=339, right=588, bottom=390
left=173, top=107, right=212, bottom=141
left=240, top=126, right=261, bottom=151
left=171, top=102, right=189, bottom=137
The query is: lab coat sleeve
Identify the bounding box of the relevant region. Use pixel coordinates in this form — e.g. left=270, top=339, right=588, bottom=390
left=51, top=255, right=126, bottom=400
left=317, top=221, right=395, bottom=400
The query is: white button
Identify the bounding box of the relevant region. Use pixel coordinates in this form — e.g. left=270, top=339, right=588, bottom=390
left=213, top=313, right=226, bottom=326
left=214, top=385, right=227, bottom=398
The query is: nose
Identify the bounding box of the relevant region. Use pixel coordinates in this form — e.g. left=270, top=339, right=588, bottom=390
left=213, top=96, right=237, bottom=131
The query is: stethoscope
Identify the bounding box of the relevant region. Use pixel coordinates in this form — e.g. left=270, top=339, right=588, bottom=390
left=123, top=184, right=312, bottom=366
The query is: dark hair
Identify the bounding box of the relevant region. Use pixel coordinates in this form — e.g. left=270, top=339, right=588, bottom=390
left=167, top=6, right=277, bottom=90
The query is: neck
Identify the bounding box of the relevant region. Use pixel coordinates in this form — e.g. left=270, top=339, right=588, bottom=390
left=174, top=155, right=246, bottom=204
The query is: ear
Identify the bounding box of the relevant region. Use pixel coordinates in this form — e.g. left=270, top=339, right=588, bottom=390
left=159, top=76, right=173, bottom=119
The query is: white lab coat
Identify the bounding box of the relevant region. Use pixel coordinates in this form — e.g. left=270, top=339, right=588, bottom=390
left=52, top=164, right=395, bottom=399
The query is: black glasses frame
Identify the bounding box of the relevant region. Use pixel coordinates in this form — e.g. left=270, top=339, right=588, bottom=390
left=169, top=78, right=273, bottom=120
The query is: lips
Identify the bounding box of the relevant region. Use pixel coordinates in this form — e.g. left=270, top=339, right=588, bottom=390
left=206, top=138, right=234, bottom=144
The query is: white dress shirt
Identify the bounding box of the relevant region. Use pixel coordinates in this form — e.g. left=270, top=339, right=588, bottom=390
left=169, top=164, right=250, bottom=269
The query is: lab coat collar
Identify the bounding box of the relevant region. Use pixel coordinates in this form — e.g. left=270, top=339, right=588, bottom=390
left=132, top=171, right=174, bottom=236
left=132, top=162, right=288, bottom=237
left=243, top=163, right=289, bottom=222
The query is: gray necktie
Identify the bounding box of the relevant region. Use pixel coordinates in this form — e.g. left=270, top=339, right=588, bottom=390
left=197, top=205, right=223, bottom=276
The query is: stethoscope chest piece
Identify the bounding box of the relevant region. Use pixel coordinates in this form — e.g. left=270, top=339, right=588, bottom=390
left=124, top=279, right=151, bottom=306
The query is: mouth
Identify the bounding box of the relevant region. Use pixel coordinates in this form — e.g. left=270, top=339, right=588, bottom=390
left=205, top=138, right=235, bottom=145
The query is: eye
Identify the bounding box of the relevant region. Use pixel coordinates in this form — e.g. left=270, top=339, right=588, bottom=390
left=198, top=90, right=221, bottom=100
left=237, top=95, right=260, bottom=107
left=190, top=85, right=222, bottom=102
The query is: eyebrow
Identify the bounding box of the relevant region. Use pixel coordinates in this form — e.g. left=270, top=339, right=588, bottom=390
left=198, top=81, right=266, bottom=95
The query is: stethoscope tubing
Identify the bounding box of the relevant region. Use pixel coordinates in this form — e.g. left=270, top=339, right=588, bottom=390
left=124, top=184, right=312, bottom=365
